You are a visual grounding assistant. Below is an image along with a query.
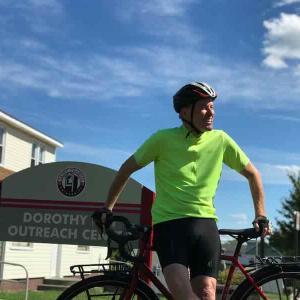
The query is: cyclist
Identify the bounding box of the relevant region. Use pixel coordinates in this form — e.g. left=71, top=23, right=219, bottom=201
left=96, top=82, right=271, bottom=300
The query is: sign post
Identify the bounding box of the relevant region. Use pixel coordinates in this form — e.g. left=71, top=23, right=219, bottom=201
left=294, top=211, right=300, bottom=256
left=0, top=161, right=155, bottom=278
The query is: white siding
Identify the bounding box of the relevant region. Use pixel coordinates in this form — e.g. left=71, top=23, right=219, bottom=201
left=43, top=144, right=55, bottom=163
left=0, top=115, right=61, bottom=280
left=1, top=124, right=31, bottom=171
left=0, top=122, right=56, bottom=172
left=60, top=246, right=108, bottom=277
left=3, top=242, right=55, bottom=279
left=2, top=244, right=107, bottom=279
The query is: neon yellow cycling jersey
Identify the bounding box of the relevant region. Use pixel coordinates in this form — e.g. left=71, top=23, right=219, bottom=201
left=134, top=125, right=249, bottom=224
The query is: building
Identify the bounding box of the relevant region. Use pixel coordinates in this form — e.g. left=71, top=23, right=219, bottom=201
left=0, top=110, right=106, bottom=288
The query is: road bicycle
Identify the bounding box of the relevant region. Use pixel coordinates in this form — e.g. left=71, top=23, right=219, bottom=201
left=57, top=215, right=300, bottom=299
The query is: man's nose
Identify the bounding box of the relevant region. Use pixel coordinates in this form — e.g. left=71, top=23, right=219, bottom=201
left=207, top=108, right=214, bottom=116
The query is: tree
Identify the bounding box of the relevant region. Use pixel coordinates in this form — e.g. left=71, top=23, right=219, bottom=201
left=269, top=172, right=300, bottom=256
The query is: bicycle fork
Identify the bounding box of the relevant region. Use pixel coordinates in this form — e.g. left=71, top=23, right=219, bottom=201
left=222, top=255, right=268, bottom=300
left=119, top=270, right=139, bottom=300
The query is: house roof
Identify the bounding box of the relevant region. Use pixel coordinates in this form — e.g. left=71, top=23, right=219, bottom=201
left=0, top=110, right=63, bottom=148
left=0, top=166, right=14, bottom=181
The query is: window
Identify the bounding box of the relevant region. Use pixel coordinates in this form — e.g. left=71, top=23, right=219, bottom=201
left=11, top=242, right=33, bottom=248
left=77, top=245, right=90, bottom=252
left=31, top=143, right=38, bottom=167
left=0, top=127, right=4, bottom=164
left=39, top=146, right=45, bottom=165
left=31, top=143, right=45, bottom=167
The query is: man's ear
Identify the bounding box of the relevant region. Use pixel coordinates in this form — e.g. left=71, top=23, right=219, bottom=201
left=179, top=106, right=189, bottom=119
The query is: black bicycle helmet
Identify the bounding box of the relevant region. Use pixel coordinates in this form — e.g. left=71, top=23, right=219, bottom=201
left=173, top=81, right=217, bottom=113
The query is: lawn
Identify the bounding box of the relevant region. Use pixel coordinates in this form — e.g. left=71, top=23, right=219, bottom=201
left=0, top=290, right=61, bottom=300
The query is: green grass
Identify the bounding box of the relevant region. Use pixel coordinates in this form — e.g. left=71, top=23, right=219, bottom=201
left=0, top=290, right=61, bottom=300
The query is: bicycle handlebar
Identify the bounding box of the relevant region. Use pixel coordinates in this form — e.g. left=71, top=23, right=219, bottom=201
left=93, top=214, right=264, bottom=262
left=93, top=215, right=151, bottom=262
left=106, top=215, right=151, bottom=244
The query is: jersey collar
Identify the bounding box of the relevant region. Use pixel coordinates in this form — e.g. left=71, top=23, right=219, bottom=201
left=180, top=124, right=205, bottom=139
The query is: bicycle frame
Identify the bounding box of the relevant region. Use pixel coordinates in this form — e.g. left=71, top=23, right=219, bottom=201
left=220, top=253, right=267, bottom=300
left=121, top=261, right=173, bottom=300
left=122, top=233, right=270, bottom=300
left=122, top=246, right=268, bottom=300
left=121, top=238, right=173, bottom=300
left=219, top=230, right=270, bottom=300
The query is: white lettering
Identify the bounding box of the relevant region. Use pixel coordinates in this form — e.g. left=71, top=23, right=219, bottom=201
left=33, top=213, right=43, bottom=224
left=23, top=212, right=32, bottom=223
left=50, top=228, right=59, bottom=238
left=82, top=229, right=89, bottom=240
left=79, top=215, right=88, bottom=225
left=69, top=229, right=78, bottom=239
left=44, top=214, right=51, bottom=224
left=8, top=225, right=78, bottom=240
left=52, top=214, right=62, bottom=225
left=44, top=227, right=50, bottom=238
left=8, top=225, right=18, bottom=236
left=21, top=212, right=88, bottom=226
left=36, top=227, right=43, bottom=237
left=82, top=229, right=101, bottom=241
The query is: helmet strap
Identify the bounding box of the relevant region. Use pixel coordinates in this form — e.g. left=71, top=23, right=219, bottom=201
left=180, top=102, right=202, bottom=137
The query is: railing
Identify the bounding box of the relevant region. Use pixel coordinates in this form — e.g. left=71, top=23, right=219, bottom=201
left=0, top=261, right=29, bottom=300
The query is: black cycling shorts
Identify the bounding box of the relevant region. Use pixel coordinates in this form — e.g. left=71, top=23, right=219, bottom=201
left=153, top=217, right=221, bottom=279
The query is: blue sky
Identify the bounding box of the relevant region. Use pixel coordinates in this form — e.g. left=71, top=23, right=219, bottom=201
left=1, top=0, right=300, bottom=231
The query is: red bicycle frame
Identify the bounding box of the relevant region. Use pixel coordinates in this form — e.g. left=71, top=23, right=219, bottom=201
left=122, top=235, right=268, bottom=300
left=220, top=253, right=268, bottom=300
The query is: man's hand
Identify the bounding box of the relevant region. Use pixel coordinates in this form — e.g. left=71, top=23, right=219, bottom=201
left=252, top=216, right=272, bottom=237
left=91, top=207, right=113, bottom=236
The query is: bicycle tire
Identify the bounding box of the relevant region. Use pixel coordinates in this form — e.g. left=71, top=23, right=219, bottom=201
left=231, top=264, right=300, bottom=299
left=56, top=273, right=159, bottom=300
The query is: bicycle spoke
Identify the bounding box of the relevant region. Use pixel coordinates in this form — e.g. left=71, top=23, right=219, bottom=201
left=282, top=277, right=291, bottom=300
left=65, top=284, right=143, bottom=299
left=237, top=273, right=300, bottom=299
left=275, top=278, right=282, bottom=300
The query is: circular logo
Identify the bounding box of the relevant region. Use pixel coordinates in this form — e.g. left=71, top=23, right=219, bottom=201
left=57, top=168, right=86, bottom=197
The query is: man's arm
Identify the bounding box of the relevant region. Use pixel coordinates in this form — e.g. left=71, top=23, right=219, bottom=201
left=104, top=155, right=143, bottom=210
left=240, top=161, right=265, bottom=217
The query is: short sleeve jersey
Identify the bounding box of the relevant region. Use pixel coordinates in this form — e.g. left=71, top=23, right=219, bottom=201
left=134, top=126, right=249, bottom=225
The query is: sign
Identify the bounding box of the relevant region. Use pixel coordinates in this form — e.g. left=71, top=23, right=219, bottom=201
left=0, top=162, right=154, bottom=246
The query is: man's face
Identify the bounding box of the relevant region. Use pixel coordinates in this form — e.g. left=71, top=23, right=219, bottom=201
left=181, top=99, right=215, bottom=132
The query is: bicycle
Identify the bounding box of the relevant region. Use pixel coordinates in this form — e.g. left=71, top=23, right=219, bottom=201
left=57, top=215, right=300, bottom=299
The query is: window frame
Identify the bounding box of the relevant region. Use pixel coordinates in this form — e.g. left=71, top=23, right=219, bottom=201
left=0, top=126, right=6, bottom=166
left=10, top=242, right=34, bottom=250
left=31, top=142, right=45, bottom=167
left=77, top=245, right=90, bottom=252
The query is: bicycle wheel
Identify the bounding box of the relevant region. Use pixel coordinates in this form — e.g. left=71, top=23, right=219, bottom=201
left=56, top=274, right=159, bottom=300
left=231, top=264, right=300, bottom=299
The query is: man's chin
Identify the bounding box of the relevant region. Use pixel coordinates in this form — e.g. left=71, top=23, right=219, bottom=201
left=203, top=124, right=213, bottom=131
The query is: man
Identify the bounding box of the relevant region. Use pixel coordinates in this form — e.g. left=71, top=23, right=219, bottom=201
left=96, top=82, right=271, bottom=300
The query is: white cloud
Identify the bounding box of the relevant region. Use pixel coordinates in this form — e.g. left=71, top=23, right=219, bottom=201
left=59, top=142, right=155, bottom=190
left=1, top=41, right=300, bottom=111
left=229, top=213, right=248, bottom=225
left=275, top=164, right=300, bottom=174
left=1, top=2, right=300, bottom=110
left=115, top=0, right=201, bottom=47
left=60, top=142, right=131, bottom=170
left=260, top=114, right=300, bottom=123
left=263, top=13, right=300, bottom=69
left=222, top=161, right=300, bottom=185
left=258, top=163, right=300, bottom=184
left=246, top=146, right=300, bottom=165
left=274, top=0, right=300, bottom=7
left=141, top=0, right=195, bottom=16
left=117, top=0, right=196, bottom=18
left=0, top=0, right=64, bottom=33
left=0, top=52, right=149, bottom=101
